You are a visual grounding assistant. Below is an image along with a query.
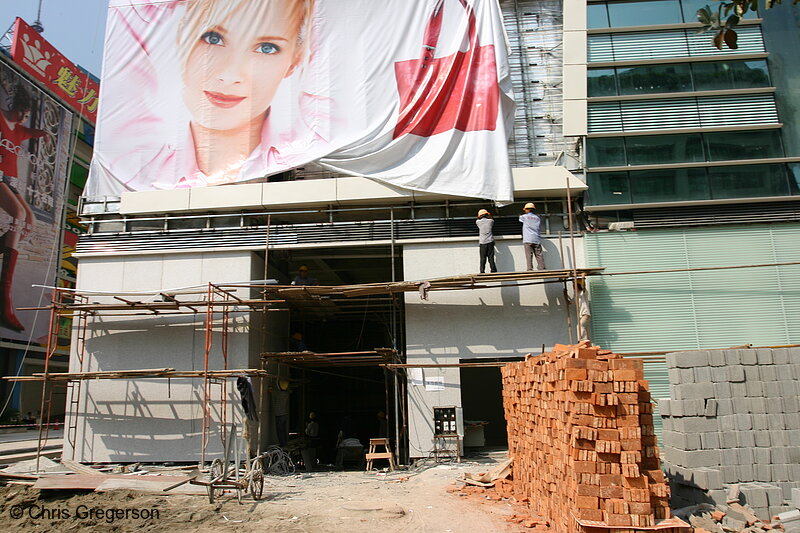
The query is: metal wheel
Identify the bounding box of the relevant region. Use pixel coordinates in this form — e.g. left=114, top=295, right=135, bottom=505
left=249, top=459, right=264, bottom=501
left=208, top=458, right=225, bottom=503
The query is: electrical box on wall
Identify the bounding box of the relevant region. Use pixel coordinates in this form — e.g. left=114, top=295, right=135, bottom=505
left=433, top=406, right=457, bottom=436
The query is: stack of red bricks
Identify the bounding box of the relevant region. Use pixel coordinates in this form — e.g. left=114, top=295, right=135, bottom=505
left=501, top=342, right=675, bottom=533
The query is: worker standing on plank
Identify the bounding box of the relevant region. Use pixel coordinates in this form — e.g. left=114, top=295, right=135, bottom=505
left=291, top=265, right=319, bottom=286
left=519, top=202, right=545, bottom=271
left=577, top=278, right=591, bottom=341
left=476, top=209, right=498, bottom=274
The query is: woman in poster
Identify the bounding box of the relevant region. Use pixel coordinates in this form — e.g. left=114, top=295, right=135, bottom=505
left=122, top=0, right=320, bottom=190
left=0, top=87, right=49, bottom=332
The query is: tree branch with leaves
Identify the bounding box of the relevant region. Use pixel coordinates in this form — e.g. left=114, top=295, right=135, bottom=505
left=697, top=0, right=799, bottom=49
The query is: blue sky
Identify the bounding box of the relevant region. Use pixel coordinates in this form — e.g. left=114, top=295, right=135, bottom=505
left=1, top=0, right=108, bottom=77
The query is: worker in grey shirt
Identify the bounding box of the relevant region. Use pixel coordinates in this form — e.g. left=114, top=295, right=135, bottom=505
left=476, top=209, right=497, bottom=273
left=519, top=202, right=545, bottom=270
left=271, top=379, right=292, bottom=447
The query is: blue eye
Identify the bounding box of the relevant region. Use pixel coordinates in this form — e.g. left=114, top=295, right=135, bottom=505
left=256, top=42, right=280, bottom=54
left=201, top=31, right=224, bottom=46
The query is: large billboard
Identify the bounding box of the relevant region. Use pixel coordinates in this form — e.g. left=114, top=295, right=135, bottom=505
left=85, top=0, right=514, bottom=203
left=0, top=57, right=73, bottom=341
left=10, top=17, right=100, bottom=125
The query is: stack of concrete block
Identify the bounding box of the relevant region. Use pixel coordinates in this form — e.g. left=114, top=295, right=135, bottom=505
left=660, top=347, right=800, bottom=520
left=502, top=342, right=688, bottom=532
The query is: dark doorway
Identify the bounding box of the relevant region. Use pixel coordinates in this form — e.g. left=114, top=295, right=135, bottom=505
left=459, top=365, right=507, bottom=447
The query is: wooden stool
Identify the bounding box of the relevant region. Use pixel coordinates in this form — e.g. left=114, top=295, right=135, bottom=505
left=365, top=438, right=396, bottom=471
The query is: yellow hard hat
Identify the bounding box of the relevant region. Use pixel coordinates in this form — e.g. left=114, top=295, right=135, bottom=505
left=279, top=379, right=290, bottom=390
left=524, top=202, right=536, bottom=210
left=477, top=209, right=489, bottom=218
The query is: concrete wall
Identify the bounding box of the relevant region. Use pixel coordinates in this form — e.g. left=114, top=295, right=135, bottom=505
left=403, top=236, right=584, bottom=458
left=64, top=250, right=265, bottom=462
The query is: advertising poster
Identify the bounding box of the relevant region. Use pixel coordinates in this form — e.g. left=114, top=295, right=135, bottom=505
left=86, top=0, right=515, bottom=203
left=0, top=57, right=73, bottom=342
left=10, top=17, right=100, bottom=125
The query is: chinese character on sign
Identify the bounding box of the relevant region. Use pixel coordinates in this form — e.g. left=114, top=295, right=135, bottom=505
left=53, top=66, right=80, bottom=97
left=77, top=88, right=98, bottom=113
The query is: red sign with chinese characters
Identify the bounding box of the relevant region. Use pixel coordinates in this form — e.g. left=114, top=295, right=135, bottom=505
left=10, top=17, right=99, bottom=124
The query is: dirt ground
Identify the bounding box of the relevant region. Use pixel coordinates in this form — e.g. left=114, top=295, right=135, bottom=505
left=0, top=456, right=524, bottom=533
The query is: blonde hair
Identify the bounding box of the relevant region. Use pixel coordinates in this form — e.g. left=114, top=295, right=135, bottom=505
left=177, top=0, right=314, bottom=69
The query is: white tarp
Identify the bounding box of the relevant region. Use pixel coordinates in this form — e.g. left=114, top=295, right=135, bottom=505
left=86, top=0, right=514, bottom=203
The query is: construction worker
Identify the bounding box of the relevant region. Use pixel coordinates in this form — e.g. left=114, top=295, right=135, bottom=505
left=289, top=332, right=308, bottom=352
left=476, top=209, right=498, bottom=274
left=519, top=202, right=545, bottom=271
left=271, top=378, right=292, bottom=447
left=576, top=278, right=591, bottom=341
left=291, top=265, right=319, bottom=286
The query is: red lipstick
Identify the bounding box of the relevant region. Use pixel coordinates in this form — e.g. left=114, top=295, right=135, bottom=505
left=204, top=91, right=246, bottom=108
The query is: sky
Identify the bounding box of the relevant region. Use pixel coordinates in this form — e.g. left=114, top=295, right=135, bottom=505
left=0, top=0, right=109, bottom=77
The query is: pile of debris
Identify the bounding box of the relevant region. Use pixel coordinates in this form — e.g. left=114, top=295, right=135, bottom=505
left=449, top=459, right=551, bottom=531
left=501, top=342, right=688, bottom=532
left=674, top=484, right=800, bottom=533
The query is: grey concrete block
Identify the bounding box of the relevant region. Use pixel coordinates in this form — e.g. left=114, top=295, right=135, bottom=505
left=737, top=463, right=755, bottom=482
left=675, top=350, right=708, bottom=368
left=662, top=417, right=674, bottom=432
left=772, top=464, right=790, bottom=482
left=744, top=366, right=761, bottom=382
left=775, top=364, right=793, bottom=380
left=786, top=413, right=800, bottom=429
left=773, top=348, right=790, bottom=365
left=753, top=416, right=770, bottom=431
left=714, top=382, right=732, bottom=399
left=750, top=397, right=767, bottom=414
left=720, top=465, right=738, bottom=483
left=666, top=352, right=678, bottom=369
left=717, top=398, right=734, bottom=415
left=681, top=416, right=719, bottom=433
left=692, top=467, right=723, bottom=490
left=753, top=447, right=771, bottom=465
left=726, top=350, right=743, bottom=365
left=719, top=430, right=737, bottom=448
left=777, top=509, right=800, bottom=523
left=755, top=463, right=772, bottom=482
left=792, top=487, right=800, bottom=510
left=734, top=397, right=751, bottom=413
left=731, top=381, right=748, bottom=397
left=720, top=415, right=736, bottom=432
left=668, top=367, right=681, bottom=384
left=741, top=349, right=758, bottom=365
left=705, top=399, right=718, bottom=417
left=788, top=447, right=800, bottom=463
left=679, top=368, right=694, bottom=383
left=737, top=430, right=756, bottom=448
left=700, top=431, right=720, bottom=450
left=709, top=350, right=726, bottom=367
left=734, top=413, right=753, bottom=431
left=659, top=398, right=671, bottom=417
left=773, top=430, right=789, bottom=446
left=728, top=365, right=746, bottom=382
left=761, top=365, right=778, bottom=382
left=756, top=348, right=774, bottom=365
left=687, top=382, right=716, bottom=399
left=746, top=379, right=764, bottom=398
left=766, top=396, right=785, bottom=414
left=770, top=447, right=787, bottom=464
left=721, top=448, right=738, bottom=465
left=738, top=447, right=755, bottom=465
left=694, top=366, right=712, bottom=383
left=782, top=380, right=800, bottom=398
left=710, top=366, right=728, bottom=383
left=784, top=397, right=800, bottom=415
left=769, top=414, right=786, bottom=430
left=684, top=449, right=720, bottom=468
left=741, top=482, right=770, bottom=508
left=707, top=489, right=728, bottom=506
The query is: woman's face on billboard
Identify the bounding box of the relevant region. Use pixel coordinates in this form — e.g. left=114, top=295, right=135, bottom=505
left=182, top=1, right=302, bottom=132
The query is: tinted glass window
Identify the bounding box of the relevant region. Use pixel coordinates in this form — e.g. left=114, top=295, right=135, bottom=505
left=587, top=172, right=631, bottom=205
left=692, top=60, right=770, bottom=91
left=586, top=137, right=626, bottom=167
left=587, top=69, right=618, bottom=97
left=616, top=63, right=693, bottom=95
left=630, top=168, right=709, bottom=202
left=708, top=164, right=789, bottom=198
left=588, top=3, right=610, bottom=28
left=626, top=134, right=705, bottom=165
left=705, top=130, right=784, bottom=161
left=607, top=0, right=683, bottom=27
left=790, top=163, right=800, bottom=195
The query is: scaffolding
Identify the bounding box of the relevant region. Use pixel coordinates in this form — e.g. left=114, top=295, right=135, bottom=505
left=6, top=268, right=602, bottom=469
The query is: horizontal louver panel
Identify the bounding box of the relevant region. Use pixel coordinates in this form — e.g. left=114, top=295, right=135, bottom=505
left=588, top=93, right=779, bottom=133
left=588, top=25, right=765, bottom=62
